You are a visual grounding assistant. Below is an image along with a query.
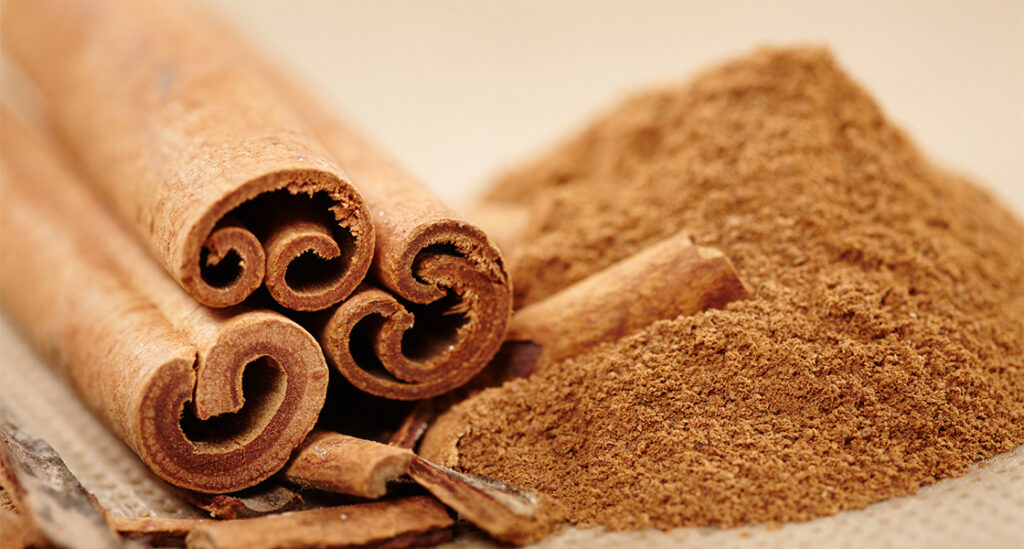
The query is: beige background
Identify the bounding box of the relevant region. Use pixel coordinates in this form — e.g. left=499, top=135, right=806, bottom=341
left=205, top=0, right=1023, bottom=214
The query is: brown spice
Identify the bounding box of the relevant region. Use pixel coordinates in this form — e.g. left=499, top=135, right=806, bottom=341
left=441, top=47, right=1024, bottom=530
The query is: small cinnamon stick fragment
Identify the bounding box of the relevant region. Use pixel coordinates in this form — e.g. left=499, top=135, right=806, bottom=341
left=408, top=458, right=565, bottom=546
left=281, top=430, right=414, bottom=499
left=500, top=231, right=748, bottom=377
left=387, top=400, right=438, bottom=450
left=172, top=483, right=303, bottom=519
left=184, top=496, right=453, bottom=549
left=110, top=516, right=208, bottom=547
left=0, top=417, right=121, bottom=549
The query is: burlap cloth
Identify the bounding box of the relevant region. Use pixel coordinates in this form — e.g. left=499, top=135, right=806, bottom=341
left=1, top=315, right=1020, bottom=548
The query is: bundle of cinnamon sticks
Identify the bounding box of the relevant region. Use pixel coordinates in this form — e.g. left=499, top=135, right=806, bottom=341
left=0, top=0, right=750, bottom=546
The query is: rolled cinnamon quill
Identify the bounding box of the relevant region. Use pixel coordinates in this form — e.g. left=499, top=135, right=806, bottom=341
left=0, top=111, right=328, bottom=493
left=1, top=0, right=374, bottom=311
left=497, top=231, right=749, bottom=377
left=258, top=36, right=514, bottom=401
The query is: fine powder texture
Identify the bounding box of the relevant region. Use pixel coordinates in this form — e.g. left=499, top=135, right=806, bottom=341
left=448, top=47, right=1024, bottom=530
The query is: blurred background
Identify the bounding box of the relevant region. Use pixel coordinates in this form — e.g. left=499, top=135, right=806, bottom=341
left=206, top=0, right=1023, bottom=215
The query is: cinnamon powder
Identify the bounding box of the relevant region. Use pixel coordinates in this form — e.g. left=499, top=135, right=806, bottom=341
left=448, top=47, right=1024, bottom=529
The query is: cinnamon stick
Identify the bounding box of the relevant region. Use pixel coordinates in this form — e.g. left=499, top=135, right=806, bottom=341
left=175, top=2, right=515, bottom=400
left=184, top=496, right=453, bottom=549
left=498, top=231, right=748, bottom=377
left=0, top=110, right=328, bottom=493
left=281, top=431, right=414, bottom=499
left=1, top=0, right=374, bottom=311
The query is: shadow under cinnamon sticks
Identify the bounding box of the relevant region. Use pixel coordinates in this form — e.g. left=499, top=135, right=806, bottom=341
left=0, top=109, right=328, bottom=494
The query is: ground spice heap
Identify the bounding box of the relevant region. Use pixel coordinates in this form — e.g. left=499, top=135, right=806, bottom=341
left=446, top=47, right=1024, bottom=530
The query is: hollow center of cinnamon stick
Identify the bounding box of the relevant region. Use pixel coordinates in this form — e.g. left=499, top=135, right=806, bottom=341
left=283, top=248, right=347, bottom=295
left=200, top=248, right=244, bottom=288
left=180, top=357, right=286, bottom=453
left=400, top=292, right=469, bottom=362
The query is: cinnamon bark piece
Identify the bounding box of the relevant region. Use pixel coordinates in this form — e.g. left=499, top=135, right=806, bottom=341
left=388, top=401, right=439, bottom=450
left=281, top=431, right=414, bottom=499
left=1, top=0, right=373, bottom=310
left=110, top=516, right=208, bottom=547
left=172, top=483, right=303, bottom=519
left=0, top=111, right=328, bottom=493
left=184, top=496, right=453, bottom=549
left=0, top=417, right=122, bottom=549
left=501, top=231, right=748, bottom=376
left=408, top=458, right=564, bottom=546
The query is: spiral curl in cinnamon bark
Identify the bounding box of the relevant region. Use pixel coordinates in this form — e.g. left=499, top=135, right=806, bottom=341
left=185, top=176, right=373, bottom=311
left=137, top=312, right=328, bottom=493
left=2, top=0, right=375, bottom=311
left=322, top=223, right=512, bottom=400
left=0, top=110, right=329, bottom=493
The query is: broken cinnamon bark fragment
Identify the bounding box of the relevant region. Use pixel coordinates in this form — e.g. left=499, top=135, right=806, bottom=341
left=281, top=430, right=414, bottom=499
left=0, top=416, right=122, bottom=549
left=184, top=496, right=453, bottom=549
left=408, top=458, right=565, bottom=546
left=388, top=400, right=439, bottom=450
left=2, top=0, right=374, bottom=310
left=110, top=516, right=209, bottom=547
left=0, top=110, right=328, bottom=493
left=173, top=482, right=304, bottom=519
left=496, top=231, right=748, bottom=379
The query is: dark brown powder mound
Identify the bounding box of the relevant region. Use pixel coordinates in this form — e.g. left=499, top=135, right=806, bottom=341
left=447, top=47, right=1024, bottom=530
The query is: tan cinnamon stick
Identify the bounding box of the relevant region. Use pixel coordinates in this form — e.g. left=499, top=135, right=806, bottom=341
left=0, top=111, right=328, bottom=493
left=170, top=3, right=514, bottom=400
left=184, top=497, right=453, bottom=549
left=500, top=231, right=748, bottom=376
left=280, top=431, right=414, bottom=499
left=1, top=0, right=374, bottom=311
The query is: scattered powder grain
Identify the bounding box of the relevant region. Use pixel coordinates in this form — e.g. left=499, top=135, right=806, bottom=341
left=444, top=47, right=1024, bottom=530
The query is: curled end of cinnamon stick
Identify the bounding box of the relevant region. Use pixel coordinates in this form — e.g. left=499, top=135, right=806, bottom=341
left=137, top=312, right=329, bottom=493
left=322, top=221, right=512, bottom=400
left=180, top=170, right=374, bottom=311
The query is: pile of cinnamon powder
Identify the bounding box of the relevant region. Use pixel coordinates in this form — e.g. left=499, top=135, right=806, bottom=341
left=444, top=48, right=1024, bottom=529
